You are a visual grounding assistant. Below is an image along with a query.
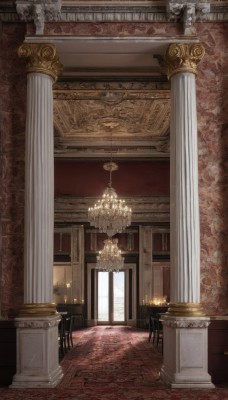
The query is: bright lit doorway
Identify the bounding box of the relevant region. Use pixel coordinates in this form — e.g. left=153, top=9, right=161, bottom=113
left=98, top=271, right=125, bottom=324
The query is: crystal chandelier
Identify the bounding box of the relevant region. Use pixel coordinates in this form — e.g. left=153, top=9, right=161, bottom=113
left=88, top=124, right=131, bottom=272
left=88, top=161, right=132, bottom=237
left=96, top=238, right=124, bottom=272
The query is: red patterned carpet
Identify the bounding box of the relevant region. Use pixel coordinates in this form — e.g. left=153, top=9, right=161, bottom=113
left=1, top=326, right=228, bottom=399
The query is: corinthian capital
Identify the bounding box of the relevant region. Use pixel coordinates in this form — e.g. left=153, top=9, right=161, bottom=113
left=18, top=43, right=62, bottom=82
left=16, top=0, right=62, bottom=35
left=165, top=43, right=205, bottom=79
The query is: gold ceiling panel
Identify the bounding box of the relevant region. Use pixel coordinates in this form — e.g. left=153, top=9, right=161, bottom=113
left=54, top=99, right=170, bottom=141
left=54, top=90, right=170, bottom=143
left=53, top=83, right=170, bottom=158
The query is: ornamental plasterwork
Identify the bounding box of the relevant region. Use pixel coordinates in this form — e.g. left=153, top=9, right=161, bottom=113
left=16, top=0, right=62, bottom=34
left=54, top=95, right=170, bottom=139
left=1, top=1, right=228, bottom=23
left=167, top=1, right=211, bottom=34
left=53, top=85, right=170, bottom=158
left=54, top=196, right=170, bottom=223
left=14, top=318, right=60, bottom=329
left=162, top=317, right=211, bottom=329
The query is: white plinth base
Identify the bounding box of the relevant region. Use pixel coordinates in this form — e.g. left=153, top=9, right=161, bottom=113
left=160, top=316, right=215, bottom=389
left=11, top=315, right=64, bottom=388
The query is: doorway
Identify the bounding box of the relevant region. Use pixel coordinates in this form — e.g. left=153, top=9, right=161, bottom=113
left=87, top=263, right=137, bottom=326
left=98, top=271, right=125, bottom=324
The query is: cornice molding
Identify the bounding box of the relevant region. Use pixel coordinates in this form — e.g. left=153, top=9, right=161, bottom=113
left=54, top=143, right=170, bottom=159
left=1, top=1, right=228, bottom=25
left=54, top=196, right=170, bottom=223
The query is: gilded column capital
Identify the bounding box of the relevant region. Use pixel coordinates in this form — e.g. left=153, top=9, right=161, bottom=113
left=165, top=43, right=205, bottom=79
left=18, top=43, right=62, bottom=82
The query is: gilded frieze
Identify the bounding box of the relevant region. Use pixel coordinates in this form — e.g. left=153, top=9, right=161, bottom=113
left=53, top=85, right=170, bottom=157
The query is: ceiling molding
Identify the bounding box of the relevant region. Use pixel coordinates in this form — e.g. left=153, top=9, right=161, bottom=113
left=54, top=143, right=170, bottom=160
left=55, top=195, right=170, bottom=224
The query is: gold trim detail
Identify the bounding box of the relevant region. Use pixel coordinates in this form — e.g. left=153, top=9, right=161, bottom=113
left=18, top=43, right=62, bottom=82
left=167, top=302, right=206, bottom=317
left=19, top=303, right=57, bottom=317
left=165, top=43, right=205, bottom=79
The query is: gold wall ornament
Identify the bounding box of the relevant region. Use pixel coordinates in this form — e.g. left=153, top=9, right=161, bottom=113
left=18, top=43, right=62, bottom=82
left=165, top=43, right=205, bottom=79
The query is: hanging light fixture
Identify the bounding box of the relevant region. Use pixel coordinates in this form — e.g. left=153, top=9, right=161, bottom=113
left=88, top=121, right=131, bottom=272
left=88, top=161, right=132, bottom=237
left=96, top=238, right=124, bottom=272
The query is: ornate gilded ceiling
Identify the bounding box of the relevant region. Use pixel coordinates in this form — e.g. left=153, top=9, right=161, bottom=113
left=53, top=81, right=170, bottom=159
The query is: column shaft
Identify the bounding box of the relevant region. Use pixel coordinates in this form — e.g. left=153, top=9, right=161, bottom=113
left=24, top=73, right=54, bottom=304
left=170, top=72, right=200, bottom=304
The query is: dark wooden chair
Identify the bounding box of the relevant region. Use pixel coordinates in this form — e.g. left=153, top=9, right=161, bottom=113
left=155, top=317, right=163, bottom=350
left=148, top=307, right=167, bottom=353
left=58, top=317, right=66, bottom=356
left=69, top=315, right=78, bottom=348
left=64, top=317, right=72, bottom=351
left=148, top=315, right=157, bottom=343
left=58, top=314, right=72, bottom=355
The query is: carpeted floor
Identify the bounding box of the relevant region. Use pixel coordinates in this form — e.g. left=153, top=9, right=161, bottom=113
left=1, top=326, right=228, bottom=399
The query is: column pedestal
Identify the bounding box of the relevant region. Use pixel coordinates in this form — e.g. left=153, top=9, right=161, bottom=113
left=160, top=316, right=214, bottom=388
left=11, top=315, right=63, bottom=388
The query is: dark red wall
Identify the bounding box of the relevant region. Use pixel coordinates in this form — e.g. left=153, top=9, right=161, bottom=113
left=54, top=160, right=170, bottom=197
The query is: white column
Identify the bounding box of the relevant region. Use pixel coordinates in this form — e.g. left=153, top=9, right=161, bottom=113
left=24, top=72, right=54, bottom=305
left=170, top=72, right=200, bottom=305
left=11, top=44, right=63, bottom=388
left=18, top=43, right=61, bottom=315
left=159, top=43, right=214, bottom=388
left=166, top=43, right=205, bottom=316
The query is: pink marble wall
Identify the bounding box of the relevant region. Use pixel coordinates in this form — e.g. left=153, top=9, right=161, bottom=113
left=197, top=23, right=228, bottom=315
left=0, top=23, right=26, bottom=318
left=0, top=19, right=227, bottom=317
left=27, top=21, right=183, bottom=37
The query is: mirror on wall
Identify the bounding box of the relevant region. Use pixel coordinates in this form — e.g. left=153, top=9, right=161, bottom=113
left=53, top=226, right=84, bottom=306
left=53, top=263, right=73, bottom=304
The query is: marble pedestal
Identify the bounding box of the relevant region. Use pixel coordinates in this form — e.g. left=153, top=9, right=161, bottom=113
left=160, top=316, right=214, bottom=388
left=11, top=315, right=63, bottom=388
